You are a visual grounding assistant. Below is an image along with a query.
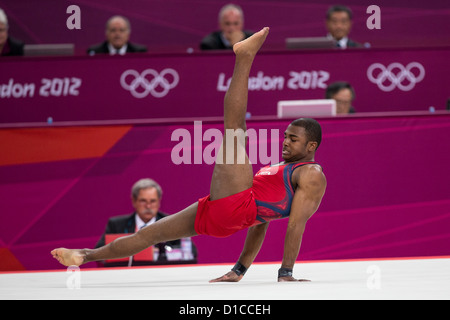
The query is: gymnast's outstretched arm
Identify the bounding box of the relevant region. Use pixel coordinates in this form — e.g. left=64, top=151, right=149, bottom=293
left=279, top=165, right=326, bottom=282
left=210, top=222, right=269, bottom=282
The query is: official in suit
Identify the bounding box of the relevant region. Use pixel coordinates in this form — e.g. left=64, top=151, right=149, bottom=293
left=0, top=8, right=24, bottom=56
left=325, top=5, right=362, bottom=49
left=87, top=15, right=147, bottom=55
left=95, top=179, right=197, bottom=259
left=200, top=4, right=253, bottom=50
left=325, top=81, right=356, bottom=114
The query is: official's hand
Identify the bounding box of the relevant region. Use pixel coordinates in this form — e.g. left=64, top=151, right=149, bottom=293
left=209, top=271, right=243, bottom=283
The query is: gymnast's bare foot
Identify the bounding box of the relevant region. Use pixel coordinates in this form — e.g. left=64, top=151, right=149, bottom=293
left=233, top=27, right=269, bottom=58
left=51, top=248, right=85, bottom=267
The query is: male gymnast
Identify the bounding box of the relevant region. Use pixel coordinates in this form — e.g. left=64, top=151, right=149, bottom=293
left=51, top=27, right=327, bottom=282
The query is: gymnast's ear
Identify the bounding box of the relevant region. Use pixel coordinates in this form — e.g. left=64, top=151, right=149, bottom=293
left=307, top=141, right=318, bottom=152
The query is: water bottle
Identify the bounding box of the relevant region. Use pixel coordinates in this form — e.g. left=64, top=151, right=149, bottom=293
left=181, top=237, right=193, bottom=260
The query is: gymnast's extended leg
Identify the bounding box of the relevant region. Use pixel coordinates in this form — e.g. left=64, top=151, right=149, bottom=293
left=51, top=203, right=198, bottom=266
left=51, top=27, right=270, bottom=267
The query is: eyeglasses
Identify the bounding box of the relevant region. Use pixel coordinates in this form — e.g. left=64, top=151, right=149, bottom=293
left=335, top=99, right=352, bottom=106
left=107, top=28, right=128, bottom=33
left=329, top=18, right=350, bottom=24
left=137, top=199, right=159, bottom=206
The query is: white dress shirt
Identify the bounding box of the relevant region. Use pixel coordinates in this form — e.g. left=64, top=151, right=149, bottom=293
left=135, top=214, right=156, bottom=232
left=107, top=43, right=128, bottom=55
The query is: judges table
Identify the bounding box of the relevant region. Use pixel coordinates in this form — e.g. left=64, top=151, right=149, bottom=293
left=1, top=46, right=449, bottom=125
left=101, top=234, right=197, bottom=267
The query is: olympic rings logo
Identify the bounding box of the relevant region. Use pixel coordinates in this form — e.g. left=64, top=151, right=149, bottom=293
left=120, top=68, right=179, bottom=98
left=367, top=62, right=425, bottom=92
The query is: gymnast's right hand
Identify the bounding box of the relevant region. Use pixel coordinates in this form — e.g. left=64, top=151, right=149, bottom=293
left=209, top=270, right=243, bottom=283
left=51, top=248, right=85, bottom=267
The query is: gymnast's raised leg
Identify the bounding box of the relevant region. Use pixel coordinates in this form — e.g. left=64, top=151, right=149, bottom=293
left=51, top=27, right=270, bottom=267
left=210, top=27, right=269, bottom=201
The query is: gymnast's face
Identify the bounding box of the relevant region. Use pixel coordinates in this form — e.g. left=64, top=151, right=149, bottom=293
left=132, top=187, right=161, bottom=223
left=282, top=125, right=317, bottom=162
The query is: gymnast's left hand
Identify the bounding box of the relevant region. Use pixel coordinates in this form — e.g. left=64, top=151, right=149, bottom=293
left=209, top=271, right=243, bottom=283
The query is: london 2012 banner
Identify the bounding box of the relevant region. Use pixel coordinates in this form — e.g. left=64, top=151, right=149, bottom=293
left=1, top=47, right=449, bottom=124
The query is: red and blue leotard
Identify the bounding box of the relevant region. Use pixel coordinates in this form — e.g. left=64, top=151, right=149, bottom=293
left=253, top=161, right=317, bottom=223
left=194, top=161, right=318, bottom=238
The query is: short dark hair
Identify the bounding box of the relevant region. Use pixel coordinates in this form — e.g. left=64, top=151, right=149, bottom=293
left=290, top=118, right=322, bottom=150
left=325, top=81, right=355, bottom=100
left=326, top=5, right=353, bottom=20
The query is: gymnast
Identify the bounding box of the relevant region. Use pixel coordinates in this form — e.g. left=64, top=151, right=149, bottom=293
left=51, top=27, right=327, bottom=282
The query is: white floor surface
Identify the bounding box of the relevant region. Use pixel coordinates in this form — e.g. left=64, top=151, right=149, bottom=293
left=1, top=257, right=449, bottom=300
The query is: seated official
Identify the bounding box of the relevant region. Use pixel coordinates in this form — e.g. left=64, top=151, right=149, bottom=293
left=325, top=5, right=362, bottom=49
left=0, top=8, right=24, bottom=56
left=87, top=15, right=147, bottom=55
left=96, top=179, right=197, bottom=264
left=325, top=81, right=356, bottom=114
left=200, top=4, right=253, bottom=50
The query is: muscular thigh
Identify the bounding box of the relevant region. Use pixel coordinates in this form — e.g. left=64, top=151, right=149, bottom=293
left=209, top=129, right=253, bottom=200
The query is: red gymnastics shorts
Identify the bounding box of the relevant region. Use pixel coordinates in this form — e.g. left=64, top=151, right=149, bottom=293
left=194, top=188, right=258, bottom=238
